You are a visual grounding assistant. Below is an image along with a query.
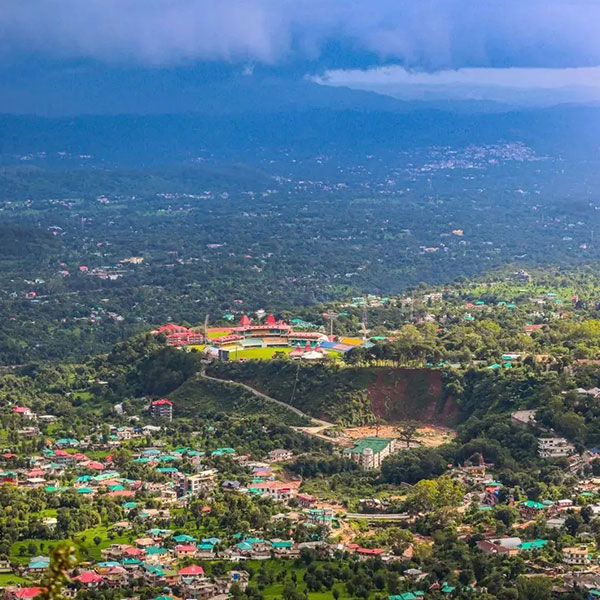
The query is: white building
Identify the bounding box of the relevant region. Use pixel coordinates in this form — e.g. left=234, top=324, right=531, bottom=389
left=563, top=546, right=590, bottom=565
left=179, top=469, right=218, bottom=496
left=344, top=437, right=397, bottom=470
left=538, top=437, right=575, bottom=458
left=269, top=449, right=294, bottom=462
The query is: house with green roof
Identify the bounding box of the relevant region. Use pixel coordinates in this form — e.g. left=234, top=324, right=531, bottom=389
left=518, top=539, right=548, bottom=551
left=146, top=546, right=169, bottom=556
left=196, top=543, right=216, bottom=557
left=202, top=537, right=221, bottom=546
left=174, top=534, right=196, bottom=543
left=158, top=455, right=179, bottom=462
left=389, top=593, right=424, bottom=600
left=519, top=500, right=549, bottom=518
left=271, top=540, right=293, bottom=549
left=149, top=528, right=172, bottom=537
left=271, top=539, right=297, bottom=557
left=211, top=447, right=235, bottom=457
left=55, top=438, right=79, bottom=448
left=94, top=471, right=121, bottom=482
left=122, top=558, right=142, bottom=567
left=27, top=556, right=50, bottom=572
left=156, top=467, right=179, bottom=474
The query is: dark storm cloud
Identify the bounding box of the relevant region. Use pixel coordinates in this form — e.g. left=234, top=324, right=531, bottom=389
left=1, top=0, right=599, bottom=70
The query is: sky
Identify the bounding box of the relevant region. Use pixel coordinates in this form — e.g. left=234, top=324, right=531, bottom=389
left=1, top=0, right=600, bottom=113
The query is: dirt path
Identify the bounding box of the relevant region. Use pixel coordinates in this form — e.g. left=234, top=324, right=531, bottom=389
left=200, top=369, right=336, bottom=437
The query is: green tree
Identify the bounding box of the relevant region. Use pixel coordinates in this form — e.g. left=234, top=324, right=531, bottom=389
left=516, top=575, right=552, bottom=600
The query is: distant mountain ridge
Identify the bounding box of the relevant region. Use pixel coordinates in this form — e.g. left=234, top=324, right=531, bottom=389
left=1, top=102, right=599, bottom=168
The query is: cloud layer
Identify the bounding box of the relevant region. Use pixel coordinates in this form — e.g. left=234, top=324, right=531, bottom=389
left=311, top=65, right=600, bottom=105
left=1, top=0, right=600, bottom=69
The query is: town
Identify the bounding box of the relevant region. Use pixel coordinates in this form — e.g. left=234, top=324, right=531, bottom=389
left=4, top=265, right=600, bottom=600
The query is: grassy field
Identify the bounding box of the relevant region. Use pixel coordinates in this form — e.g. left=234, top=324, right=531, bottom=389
left=231, top=347, right=341, bottom=361
left=10, top=525, right=135, bottom=564
left=188, top=344, right=206, bottom=352
left=189, top=345, right=339, bottom=362
left=189, top=346, right=295, bottom=360
left=0, top=573, right=28, bottom=585
left=228, top=347, right=294, bottom=360
left=206, top=330, right=233, bottom=339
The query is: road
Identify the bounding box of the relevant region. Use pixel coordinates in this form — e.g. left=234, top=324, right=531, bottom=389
left=344, top=513, right=411, bottom=521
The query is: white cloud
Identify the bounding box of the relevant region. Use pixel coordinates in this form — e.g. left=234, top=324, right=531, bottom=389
left=311, top=65, right=600, bottom=105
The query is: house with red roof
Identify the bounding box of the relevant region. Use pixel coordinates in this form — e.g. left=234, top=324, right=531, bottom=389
left=151, top=398, right=173, bottom=421
left=85, top=461, right=105, bottom=471
left=175, top=544, right=197, bottom=558
left=178, top=564, right=205, bottom=579
left=246, top=480, right=300, bottom=501
left=13, top=588, right=44, bottom=599
left=357, top=547, right=386, bottom=560
left=297, top=493, right=317, bottom=508
left=123, top=546, right=145, bottom=558
left=12, top=406, right=34, bottom=419
left=73, top=571, right=103, bottom=586
left=153, top=324, right=205, bottom=347
left=107, top=489, right=136, bottom=498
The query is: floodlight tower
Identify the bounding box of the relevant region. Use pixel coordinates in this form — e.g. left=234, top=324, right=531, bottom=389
left=328, top=311, right=339, bottom=337
left=360, top=296, right=368, bottom=340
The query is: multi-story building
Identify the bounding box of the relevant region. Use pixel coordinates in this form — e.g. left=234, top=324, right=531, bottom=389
left=178, top=469, right=218, bottom=497
left=538, top=437, right=575, bottom=458
left=151, top=398, right=173, bottom=421
left=268, top=449, right=294, bottom=462
left=563, top=546, right=590, bottom=565
left=344, top=437, right=397, bottom=470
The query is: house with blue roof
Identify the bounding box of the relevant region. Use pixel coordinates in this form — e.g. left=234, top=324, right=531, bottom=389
left=27, top=556, right=50, bottom=573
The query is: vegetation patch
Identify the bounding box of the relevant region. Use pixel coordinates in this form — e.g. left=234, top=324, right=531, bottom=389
left=208, top=362, right=453, bottom=426
left=170, top=375, right=311, bottom=426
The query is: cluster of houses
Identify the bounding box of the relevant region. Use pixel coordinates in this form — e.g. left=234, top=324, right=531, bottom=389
left=5, top=561, right=248, bottom=600
left=7, top=367, right=600, bottom=599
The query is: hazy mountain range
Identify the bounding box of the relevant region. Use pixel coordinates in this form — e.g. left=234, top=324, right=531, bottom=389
left=1, top=76, right=598, bottom=168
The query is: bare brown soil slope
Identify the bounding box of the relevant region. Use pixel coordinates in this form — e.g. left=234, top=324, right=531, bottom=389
left=368, top=368, right=459, bottom=425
